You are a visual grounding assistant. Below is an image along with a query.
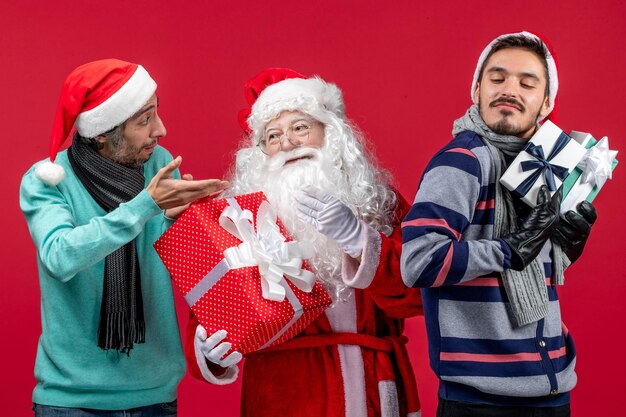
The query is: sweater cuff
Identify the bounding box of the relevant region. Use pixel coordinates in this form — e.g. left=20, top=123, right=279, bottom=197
left=125, top=189, right=163, bottom=219
left=341, top=222, right=382, bottom=289
left=497, top=238, right=513, bottom=270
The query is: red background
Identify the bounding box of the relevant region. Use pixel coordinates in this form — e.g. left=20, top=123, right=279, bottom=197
left=2, top=1, right=625, bottom=416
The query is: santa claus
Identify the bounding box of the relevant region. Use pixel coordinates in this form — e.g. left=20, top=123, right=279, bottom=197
left=186, top=68, right=423, bottom=417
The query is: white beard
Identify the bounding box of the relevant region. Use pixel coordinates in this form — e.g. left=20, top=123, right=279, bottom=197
left=232, top=146, right=353, bottom=300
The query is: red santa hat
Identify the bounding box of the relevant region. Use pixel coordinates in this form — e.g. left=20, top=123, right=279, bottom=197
left=471, top=31, right=558, bottom=121
left=238, top=68, right=345, bottom=143
left=35, top=59, right=157, bottom=185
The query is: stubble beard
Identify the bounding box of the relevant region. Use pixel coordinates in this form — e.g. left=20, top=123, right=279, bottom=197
left=109, top=133, right=156, bottom=168
left=480, top=98, right=540, bottom=138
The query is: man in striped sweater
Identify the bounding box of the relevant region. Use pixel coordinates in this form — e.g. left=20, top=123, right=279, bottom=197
left=401, top=32, right=597, bottom=417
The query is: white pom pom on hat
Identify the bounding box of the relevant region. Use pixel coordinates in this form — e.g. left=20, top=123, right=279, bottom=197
left=471, top=31, right=558, bottom=120
left=35, top=59, right=156, bottom=186
left=34, top=161, right=66, bottom=186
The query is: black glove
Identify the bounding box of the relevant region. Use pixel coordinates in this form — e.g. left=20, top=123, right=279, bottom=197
left=552, top=200, right=597, bottom=263
left=502, top=185, right=561, bottom=271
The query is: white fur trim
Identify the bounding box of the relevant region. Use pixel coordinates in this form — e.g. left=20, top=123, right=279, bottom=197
left=34, top=160, right=66, bottom=186
left=325, top=296, right=367, bottom=417
left=379, top=380, right=400, bottom=417
left=75, top=65, right=157, bottom=138
left=193, top=334, right=239, bottom=385
left=339, top=344, right=367, bottom=417
left=471, top=31, right=558, bottom=119
left=407, top=412, right=422, bottom=417
left=341, top=222, right=382, bottom=289
left=248, top=77, right=344, bottom=133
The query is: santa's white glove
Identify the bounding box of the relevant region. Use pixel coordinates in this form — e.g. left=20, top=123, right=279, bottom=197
left=192, top=325, right=240, bottom=385
left=295, top=185, right=364, bottom=258
left=195, top=325, right=242, bottom=368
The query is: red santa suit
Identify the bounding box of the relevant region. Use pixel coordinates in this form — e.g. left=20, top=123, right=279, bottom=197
left=185, top=195, right=422, bottom=417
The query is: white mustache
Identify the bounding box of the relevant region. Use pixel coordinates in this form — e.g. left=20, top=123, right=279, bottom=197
left=264, top=147, right=323, bottom=172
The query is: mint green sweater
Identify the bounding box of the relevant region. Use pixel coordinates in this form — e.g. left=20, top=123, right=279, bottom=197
left=20, top=146, right=186, bottom=409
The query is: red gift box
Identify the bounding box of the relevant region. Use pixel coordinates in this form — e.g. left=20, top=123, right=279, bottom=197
left=154, top=192, right=331, bottom=354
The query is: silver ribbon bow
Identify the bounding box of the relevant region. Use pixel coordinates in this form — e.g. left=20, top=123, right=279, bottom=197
left=578, top=136, right=618, bottom=188
left=219, top=200, right=316, bottom=302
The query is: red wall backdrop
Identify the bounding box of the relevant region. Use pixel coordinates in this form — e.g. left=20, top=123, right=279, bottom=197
left=2, top=1, right=625, bottom=416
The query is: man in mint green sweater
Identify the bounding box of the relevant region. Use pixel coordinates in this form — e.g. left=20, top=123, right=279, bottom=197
left=20, top=59, right=233, bottom=416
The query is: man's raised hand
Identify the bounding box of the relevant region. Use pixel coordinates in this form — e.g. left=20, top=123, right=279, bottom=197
left=147, top=156, right=229, bottom=210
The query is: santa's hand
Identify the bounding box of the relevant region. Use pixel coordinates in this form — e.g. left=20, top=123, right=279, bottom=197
left=295, top=185, right=364, bottom=258
left=194, top=325, right=242, bottom=368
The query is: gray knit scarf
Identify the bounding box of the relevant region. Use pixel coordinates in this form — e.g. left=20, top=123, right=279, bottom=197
left=68, top=139, right=146, bottom=353
left=452, top=105, right=565, bottom=327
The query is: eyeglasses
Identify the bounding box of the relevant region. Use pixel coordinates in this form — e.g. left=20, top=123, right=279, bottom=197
left=258, top=121, right=315, bottom=155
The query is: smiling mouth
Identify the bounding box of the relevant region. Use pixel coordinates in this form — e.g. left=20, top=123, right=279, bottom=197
left=491, top=99, right=523, bottom=112
left=285, top=155, right=313, bottom=164
left=496, top=103, right=521, bottom=111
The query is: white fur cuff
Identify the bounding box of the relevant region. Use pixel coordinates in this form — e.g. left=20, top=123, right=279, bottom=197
left=341, top=222, right=382, bottom=289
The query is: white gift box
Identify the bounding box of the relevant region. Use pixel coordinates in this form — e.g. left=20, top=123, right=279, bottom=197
left=500, top=120, right=587, bottom=207
left=569, top=131, right=595, bottom=147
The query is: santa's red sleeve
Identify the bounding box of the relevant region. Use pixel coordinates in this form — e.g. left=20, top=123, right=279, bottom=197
left=340, top=192, right=424, bottom=319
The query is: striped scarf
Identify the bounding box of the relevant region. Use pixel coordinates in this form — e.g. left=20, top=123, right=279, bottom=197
left=68, top=139, right=146, bottom=353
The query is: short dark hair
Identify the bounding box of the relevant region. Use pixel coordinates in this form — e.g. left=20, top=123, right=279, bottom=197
left=477, top=35, right=550, bottom=97
left=73, top=124, right=124, bottom=150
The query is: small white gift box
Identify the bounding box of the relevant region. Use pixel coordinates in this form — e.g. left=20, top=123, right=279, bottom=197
left=500, top=120, right=587, bottom=207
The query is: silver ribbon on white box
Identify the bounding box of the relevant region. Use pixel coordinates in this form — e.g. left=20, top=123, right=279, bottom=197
left=561, top=137, right=618, bottom=213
